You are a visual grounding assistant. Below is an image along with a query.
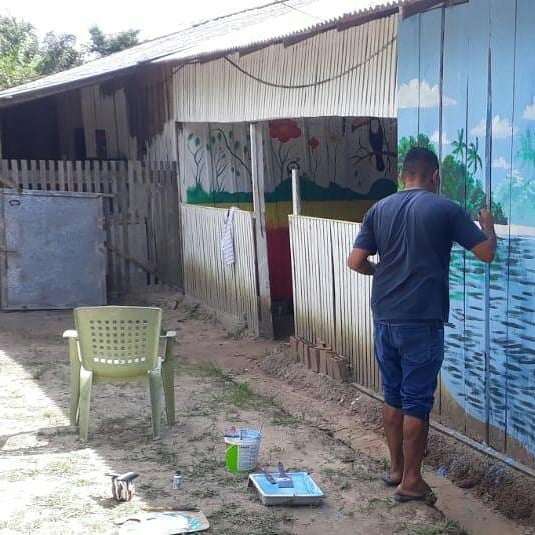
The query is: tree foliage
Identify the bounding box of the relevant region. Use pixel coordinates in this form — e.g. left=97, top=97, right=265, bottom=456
left=398, top=131, right=507, bottom=224
left=87, top=26, right=139, bottom=57
left=36, top=32, right=82, bottom=75
left=0, top=16, right=39, bottom=89
left=0, top=17, right=140, bottom=90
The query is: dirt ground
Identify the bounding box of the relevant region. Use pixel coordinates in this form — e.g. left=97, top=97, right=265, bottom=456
left=0, top=292, right=532, bottom=535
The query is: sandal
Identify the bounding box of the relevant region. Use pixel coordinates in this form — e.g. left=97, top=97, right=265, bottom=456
left=393, top=491, right=437, bottom=506
left=381, top=475, right=401, bottom=487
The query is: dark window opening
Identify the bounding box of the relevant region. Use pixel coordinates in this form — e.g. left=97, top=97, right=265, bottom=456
left=74, top=128, right=86, bottom=160
left=95, top=129, right=107, bottom=160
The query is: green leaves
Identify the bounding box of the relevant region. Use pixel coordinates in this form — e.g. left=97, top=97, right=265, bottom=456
left=0, top=17, right=140, bottom=90
left=87, top=25, right=139, bottom=57
left=398, top=132, right=508, bottom=224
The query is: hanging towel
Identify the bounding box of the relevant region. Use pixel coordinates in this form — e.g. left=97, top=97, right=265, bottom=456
left=221, top=207, right=239, bottom=265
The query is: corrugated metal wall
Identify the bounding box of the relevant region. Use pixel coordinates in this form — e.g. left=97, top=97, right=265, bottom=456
left=171, top=15, right=398, bottom=123
left=289, top=215, right=380, bottom=390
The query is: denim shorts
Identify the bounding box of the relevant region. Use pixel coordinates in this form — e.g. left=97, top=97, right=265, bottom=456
left=374, top=321, right=444, bottom=421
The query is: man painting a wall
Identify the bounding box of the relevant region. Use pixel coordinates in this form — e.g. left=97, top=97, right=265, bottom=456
left=348, top=147, right=497, bottom=503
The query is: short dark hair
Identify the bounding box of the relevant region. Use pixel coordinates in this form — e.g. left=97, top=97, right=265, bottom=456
left=402, top=147, right=439, bottom=176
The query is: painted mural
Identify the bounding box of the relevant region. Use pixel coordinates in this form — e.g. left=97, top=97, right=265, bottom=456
left=398, top=0, right=535, bottom=466
left=182, top=118, right=397, bottom=301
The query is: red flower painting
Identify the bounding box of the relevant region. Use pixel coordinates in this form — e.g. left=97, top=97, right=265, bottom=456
left=308, top=136, right=319, bottom=150
left=269, top=119, right=302, bottom=143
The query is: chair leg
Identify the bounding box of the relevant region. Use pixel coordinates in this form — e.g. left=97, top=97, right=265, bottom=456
left=161, top=357, right=175, bottom=425
left=68, top=338, right=81, bottom=426
left=70, top=366, right=81, bottom=426
left=148, top=370, right=163, bottom=440
left=78, top=368, right=93, bottom=441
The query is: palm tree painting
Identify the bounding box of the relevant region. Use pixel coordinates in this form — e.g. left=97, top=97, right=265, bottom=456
left=451, top=128, right=466, bottom=161
left=467, top=138, right=483, bottom=174
left=517, top=129, right=535, bottom=181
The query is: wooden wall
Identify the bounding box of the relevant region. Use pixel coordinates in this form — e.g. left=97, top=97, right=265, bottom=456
left=0, top=159, right=181, bottom=296
left=400, top=0, right=535, bottom=467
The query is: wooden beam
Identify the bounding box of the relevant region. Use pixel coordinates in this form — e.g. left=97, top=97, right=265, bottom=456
left=336, top=7, right=398, bottom=32
left=104, top=241, right=159, bottom=277
left=250, top=122, right=273, bottom=338
left=400, top=0, right=467, bottom=20
left=0, top=175, right=19, bottom=189
left=290, top=166, right=301, bottom=216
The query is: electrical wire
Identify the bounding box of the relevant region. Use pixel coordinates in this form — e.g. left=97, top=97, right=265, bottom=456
left=222, top=35, right=395, bottom=89
left=279, top=0, right=326, bottom=21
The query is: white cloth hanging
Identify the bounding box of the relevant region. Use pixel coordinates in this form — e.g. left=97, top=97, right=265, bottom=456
left=221, top=207, right=239, bottom=265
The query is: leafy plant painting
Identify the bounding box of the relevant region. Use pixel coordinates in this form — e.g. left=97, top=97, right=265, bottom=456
left=268, top=119, right=302, bottom=183
left=325, top=117, right=343, bottom=184
left=398, top=131, right=507, bottom=224
left=187, top=132, right=205, bottom=188
left=206, top=131, right=228, bottom=193
left=186, top=126, right=252, bottom=204
left=517, top=129, right=535, bottom=180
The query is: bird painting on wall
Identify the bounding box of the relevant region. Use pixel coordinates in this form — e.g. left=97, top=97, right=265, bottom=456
left=369, top=119, right=386, bottom=172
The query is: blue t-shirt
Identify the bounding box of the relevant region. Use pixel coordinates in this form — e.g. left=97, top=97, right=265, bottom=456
left=354, top=189, right=487, bottom=322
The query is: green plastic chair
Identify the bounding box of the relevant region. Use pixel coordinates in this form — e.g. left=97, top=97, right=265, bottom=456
left=63, top=306, right=176, bottom=441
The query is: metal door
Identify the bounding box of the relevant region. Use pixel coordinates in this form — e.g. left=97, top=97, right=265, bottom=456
left=0, top=190, right=106, bottom=309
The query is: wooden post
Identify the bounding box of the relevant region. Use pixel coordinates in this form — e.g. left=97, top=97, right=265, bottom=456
left=250, top=123, right=273, bottom=338
left=290, top=166, right=301, bottom=216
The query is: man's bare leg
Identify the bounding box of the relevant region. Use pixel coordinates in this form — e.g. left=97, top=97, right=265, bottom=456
left=383, top=404, right=404, bottom=483
left=396, top=415, right=430, bottom=496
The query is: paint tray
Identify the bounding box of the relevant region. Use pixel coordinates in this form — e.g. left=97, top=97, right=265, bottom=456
left=248, top=472, right=325, bottom=505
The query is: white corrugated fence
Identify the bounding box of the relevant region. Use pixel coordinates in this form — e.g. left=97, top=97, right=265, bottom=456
left=181, top=203, right=259, bottom=334
left=289, top=214, right=380, bottom=391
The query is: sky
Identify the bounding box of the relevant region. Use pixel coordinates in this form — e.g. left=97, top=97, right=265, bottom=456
left=1, top=0, right=270, bottom=42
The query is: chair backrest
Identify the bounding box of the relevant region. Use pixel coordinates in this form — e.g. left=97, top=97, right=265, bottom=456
left=74, top=306, right=162, bottom=379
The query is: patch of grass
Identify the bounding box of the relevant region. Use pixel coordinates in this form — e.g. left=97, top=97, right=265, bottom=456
left=352, top=466, right=376, bottom=481
left=379, top=457, right=390, bottom=471
left=359, top=496, right=394, bottom=513
left=231, top=382, right=256, bottom=407
left=271, top=409, right=302, bottom=428
left=321, top=466, right=346, bottom=477
left=185, top=452, right=224, bottom=479
left=196, top=362, right=227, bottom=378
left=402, top=520, right=467, bottom=535
left=137, top=481, right=168, bottom=499
left=187, top=428, right=219, bottom=443
left=4, top=467, right=41, bottom=481
left=209, top=380, right=276, bottom=413
left=339, top=480, right=352, bottom=490
left=442, top=519, right=467, bottom=535
left=45, top=459, right=78, bottom=476
left=209, top=501, right=295, bottom=535
left=411, top=528, right=445, bottom=535
left=321, top=464, right=375, bottom=483
left=190, top=487, right=219, bottom=498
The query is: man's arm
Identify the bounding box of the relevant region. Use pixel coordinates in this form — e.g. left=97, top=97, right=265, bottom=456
left=471, top=209, right=496, bottom=263
left=348, top=248, right=376, bottom=275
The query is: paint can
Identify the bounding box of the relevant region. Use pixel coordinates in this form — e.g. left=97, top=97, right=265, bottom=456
left=224, top=429, right=261, bottom=472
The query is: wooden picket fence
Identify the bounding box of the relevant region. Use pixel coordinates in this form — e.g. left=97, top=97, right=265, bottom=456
left=181, top=203, right=259, bottom=335
left=0, top=159, right=182, bottom=295
left=289, top=215, right=380, bottom=390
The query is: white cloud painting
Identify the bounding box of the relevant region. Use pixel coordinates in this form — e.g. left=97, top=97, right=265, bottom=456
left=492, top=156, right=510, bottom=169
left=398, top=79, right=456, bottom=109
left=430, top=130, right=451, bottom=145
left=471, top=115, right=517, bottom=139
left=523, top=97, right=535, bottom=120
